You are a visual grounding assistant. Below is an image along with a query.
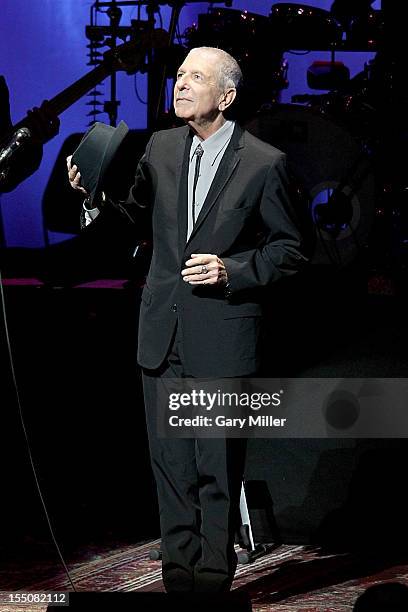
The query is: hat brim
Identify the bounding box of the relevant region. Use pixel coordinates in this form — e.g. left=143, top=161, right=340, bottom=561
left=71, top=120, right=129, bottom=206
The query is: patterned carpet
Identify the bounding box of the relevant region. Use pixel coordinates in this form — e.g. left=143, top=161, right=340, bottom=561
left=1, top=539, right=408, bottom=611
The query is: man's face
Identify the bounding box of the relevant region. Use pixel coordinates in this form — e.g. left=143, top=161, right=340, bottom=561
left=173, top=50, right=223, bottom=126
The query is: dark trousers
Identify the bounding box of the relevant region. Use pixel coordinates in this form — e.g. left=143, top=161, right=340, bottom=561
left=142, top=325, right=247, bottom=593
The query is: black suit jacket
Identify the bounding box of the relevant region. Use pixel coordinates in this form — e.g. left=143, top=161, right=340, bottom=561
left=97, top=123, right=308, bottom=377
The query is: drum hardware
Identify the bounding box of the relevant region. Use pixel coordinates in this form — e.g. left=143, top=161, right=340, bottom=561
left=330, top=0, right=383, bottom=51
left=269, top=3, right=343, bottom=51
left=268, top=2, right=383, bottom=51
left=306, top=61, right=350, bottom=91
left=290, top=85, right=378, bottom=150
left=347, top=10, right=383, bottom=51
left=87, top=1, right=234, bottom=129
left=312, top=153, right=373, bottom=252
left=313, top=189, right=354, bottom=237
left=330, top=0, right=375, bottom=29
left=86, top=5, right=155, bottom=127
left=184, top=8, right=273, bottom=63
left=184, top=7, right=287, bottom=117
left=245, top=104, right=376, bottom=268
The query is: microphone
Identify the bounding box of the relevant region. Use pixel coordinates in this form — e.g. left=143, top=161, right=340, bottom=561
left=0, top=127, right=32, bottom=167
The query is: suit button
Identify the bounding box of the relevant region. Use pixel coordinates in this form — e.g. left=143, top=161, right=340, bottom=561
left=171, top=304, right=177, bottom=312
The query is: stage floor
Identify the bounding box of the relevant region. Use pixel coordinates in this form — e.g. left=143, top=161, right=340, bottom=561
left=1, top=538, right=408, bottom=611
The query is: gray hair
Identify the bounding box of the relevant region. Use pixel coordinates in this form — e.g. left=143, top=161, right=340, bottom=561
left=189, top=47, right=243, bottom=93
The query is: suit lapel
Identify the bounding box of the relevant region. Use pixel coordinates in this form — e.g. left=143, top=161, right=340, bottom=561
left=176, top=127, right=193, bottom=257
left=185, top=124, right=244, bottom=247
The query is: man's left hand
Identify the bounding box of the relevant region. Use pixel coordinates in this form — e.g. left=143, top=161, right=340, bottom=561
left=182, top=253, right=228, bottom=286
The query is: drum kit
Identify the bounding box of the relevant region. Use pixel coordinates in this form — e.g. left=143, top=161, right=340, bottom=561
left=82, top=1, right=399, bottom=271
left=183, top=3, right=398, bottom=270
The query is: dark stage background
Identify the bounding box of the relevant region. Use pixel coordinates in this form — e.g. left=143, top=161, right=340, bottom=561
left=1, top=0, right=408, bottom=562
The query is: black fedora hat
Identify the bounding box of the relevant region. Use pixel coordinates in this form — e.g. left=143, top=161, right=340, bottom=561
left=71, top=120, right=129, bottom=206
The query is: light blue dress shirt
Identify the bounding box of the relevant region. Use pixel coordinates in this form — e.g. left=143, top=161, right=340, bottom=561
left=186, top=120, right=235, bottom=241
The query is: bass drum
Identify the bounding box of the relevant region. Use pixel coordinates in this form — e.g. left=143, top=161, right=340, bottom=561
left=245, top=104, right=376, bottom=267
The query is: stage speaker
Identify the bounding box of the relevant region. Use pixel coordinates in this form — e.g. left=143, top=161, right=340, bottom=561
left=47, top=591, right=252, bottom=611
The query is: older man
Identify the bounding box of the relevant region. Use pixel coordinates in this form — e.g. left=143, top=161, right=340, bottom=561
left=68, top=47, right=307, bottom=593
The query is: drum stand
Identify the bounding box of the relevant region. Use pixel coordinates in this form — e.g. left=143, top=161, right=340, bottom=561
left=149, top=481, right=281, bottom=565
left=236, top=482, right=281, bottom=564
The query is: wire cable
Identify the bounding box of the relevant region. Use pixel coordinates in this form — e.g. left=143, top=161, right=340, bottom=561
left=0, top=269, right=77, bottom=592
left=134, top=73, right=147, bottom=105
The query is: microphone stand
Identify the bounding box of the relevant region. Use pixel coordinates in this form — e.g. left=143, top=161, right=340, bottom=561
left=105, top=1, right=123, bottom=127
left=0, top=191, right=6, bottom=249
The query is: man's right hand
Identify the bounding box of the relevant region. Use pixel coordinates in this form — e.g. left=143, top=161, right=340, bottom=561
left=66, top=155, right=89, bottom=196
left=27, top=101, right=60, bottom=144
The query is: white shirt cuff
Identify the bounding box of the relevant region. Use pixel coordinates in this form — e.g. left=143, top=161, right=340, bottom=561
left=83, top=192, right=105, bottom=225
left=83, top=207, right=100, bottom=225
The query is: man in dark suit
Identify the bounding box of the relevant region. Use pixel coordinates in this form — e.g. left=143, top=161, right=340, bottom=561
left=67, top=47, right=307, bottom=593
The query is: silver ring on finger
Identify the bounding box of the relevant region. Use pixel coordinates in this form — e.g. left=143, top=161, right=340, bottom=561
left=201, top=265, right=208, bottom=275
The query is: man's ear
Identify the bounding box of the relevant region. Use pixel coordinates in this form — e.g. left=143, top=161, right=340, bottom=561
left=219, top=88, right=236, bottom=112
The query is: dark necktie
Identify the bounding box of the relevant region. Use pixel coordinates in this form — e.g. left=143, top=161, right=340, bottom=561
left=192, top=143, right=204, bottom=226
